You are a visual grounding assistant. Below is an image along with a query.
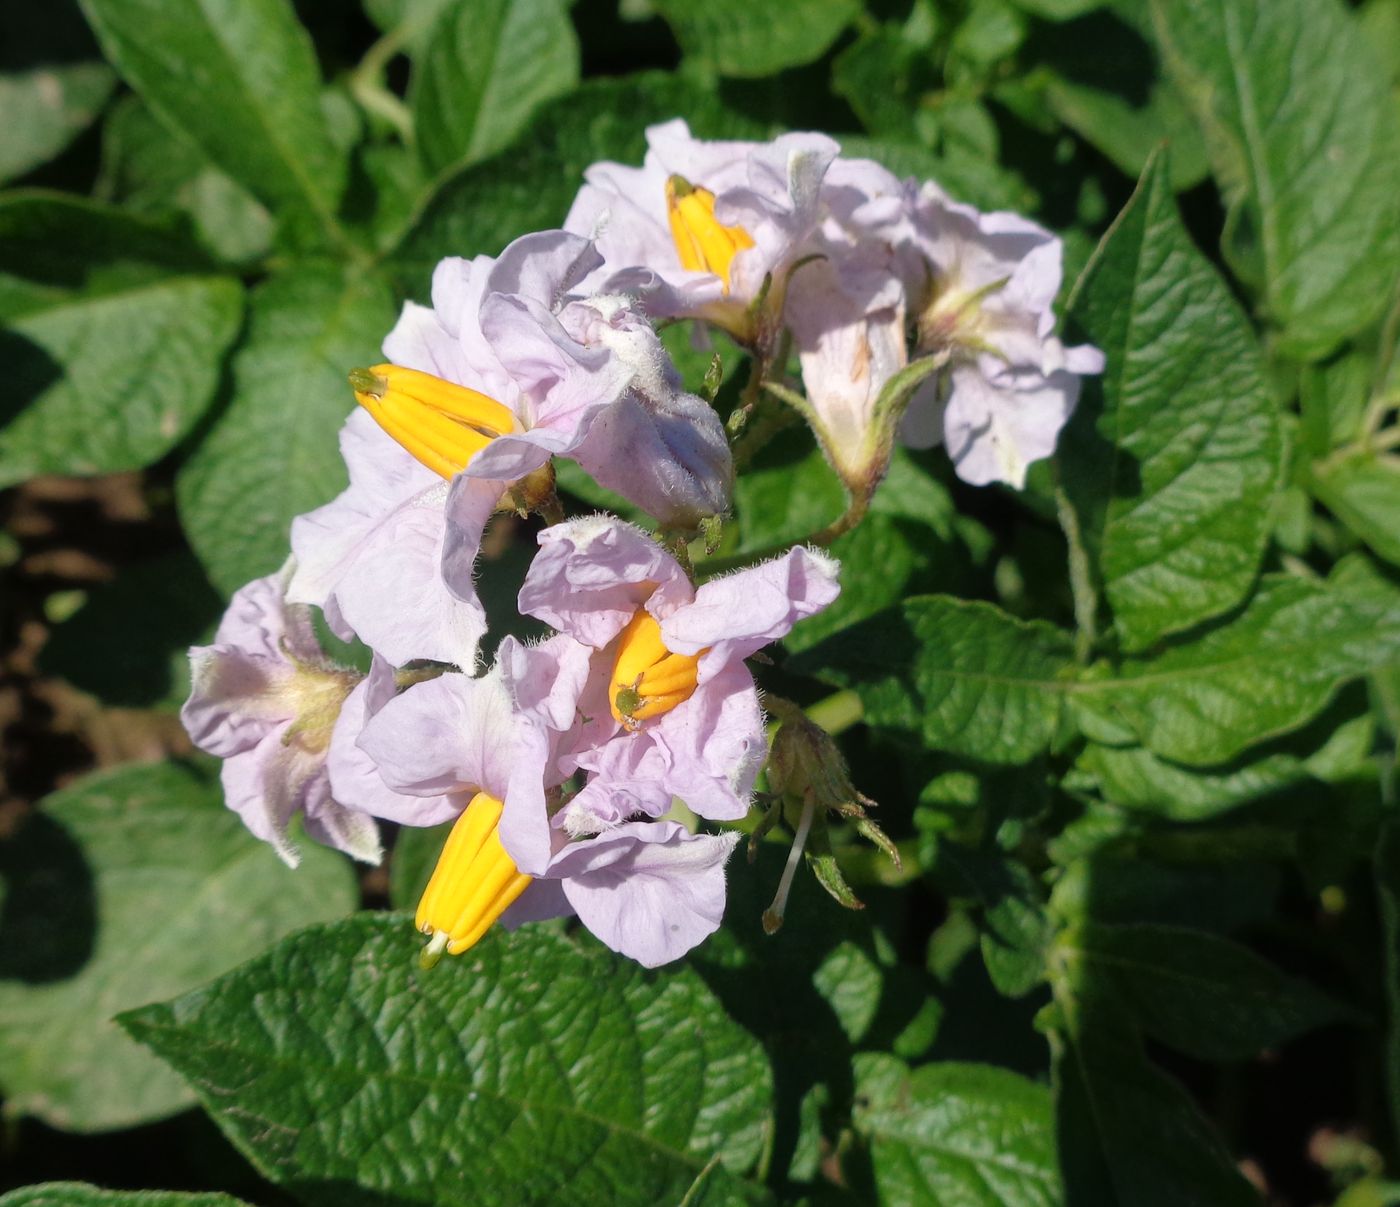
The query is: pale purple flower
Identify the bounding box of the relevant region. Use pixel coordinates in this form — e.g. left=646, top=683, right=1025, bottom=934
left=288, top=231, right=731, bottom=669
left=565, top=119, right=839, bottom=340
left=357, top=635, right=740, bottom=967
left=791, top=169, right=1104, bottom=490
left=182, top=565, right=415, bottom=867
left=516, top=515, right=841, bottom=825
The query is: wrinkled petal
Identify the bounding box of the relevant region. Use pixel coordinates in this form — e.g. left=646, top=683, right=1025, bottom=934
left=648, top=663, right=766, bottom=820
left=942, top=361, right=1083, bottom=489
left=487, top=229, right=604, bottom=309
left=551, top=822, right=740, bottom=967
left=661, top=545, right=841, bottom=671
left=356, top=668, right=517, bottom=801
left=218, top=724, right=323, bottom=868
left=519, top=516, right=694, bottom=647
left=182, top=645, right=291, bottom=757
left=567, top=735, right=675, bottom=834
left=327, top=658, right=458, bottom=827
left=301, top=771, right=383, bottom=865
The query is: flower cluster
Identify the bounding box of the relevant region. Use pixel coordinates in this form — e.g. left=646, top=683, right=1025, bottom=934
left=184, top=120, right=1101, bottom=967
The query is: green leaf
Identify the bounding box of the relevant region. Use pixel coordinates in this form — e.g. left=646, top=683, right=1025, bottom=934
left=0, top=761, right=357, bottom=1132
left=121, top=915, right=774, bottom=1206
left=1310, top=450, right=1400, bottom=569
left=1061, top=150, right=1281, bottom=651
left=852, top=1053, right=1059, bottom=1206
left=1071, top=571, right=1400, bottom=765
left=391, top=72, right=765, bottom=292
left=0, top=195, right=243, bottom=487
left=650, top=0, right=859, bottom=77
left=39, top=551, right=224, bottom=709
left=176, top=264, right=396, bottom=595
left=1059, top=923, right=1354, bottom=1060
left=0, top=1187, right=251, bottom=1207
left=1052, top=1005, right=1259, bottom=1206
left=412, top=0, right=580, bottom=175
left=1032, top=2, right=1208, bottom=190
left=932, top=844, right=1052, bottom=998
left=77, top=0, right=348, bottom=242
left=97, top=97, right=274, bottom=265
left=0, top=62, right=116, bottom=184
left=789, top=596, right=1075, bottom=764
left=1073, top=705, right=1375, bottom=821
left=1150, top=0, right=1400, bottom=358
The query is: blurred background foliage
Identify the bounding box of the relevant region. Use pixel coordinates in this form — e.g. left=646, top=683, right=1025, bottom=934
left=1, top=0, right=1399, bottom=1204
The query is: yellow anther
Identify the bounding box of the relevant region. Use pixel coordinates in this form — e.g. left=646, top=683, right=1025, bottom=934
left=665, top=175, right=755, bottom=293
left=350, top=364, right=519, bottom=479
left=415, top=793, right=532, bottom=961
left=609, top=611, right=703, bottom=728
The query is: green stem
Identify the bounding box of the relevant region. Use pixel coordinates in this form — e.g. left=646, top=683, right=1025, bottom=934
left=804, top=689, right=863, bottom=735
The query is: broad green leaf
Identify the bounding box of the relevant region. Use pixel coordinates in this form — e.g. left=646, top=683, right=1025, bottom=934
left=1052, top=1004, right=1259, bottom=1206
left=412, top=0, right=580, bottom=175
left=122, top=915, right=774, bottom=1206
left=1059, top=923, right=1353, bottom=1061
left=391, top=72, right=765, bottom=292
left=39, top=551, right=223, bottom=709
left=789, top=596, right=1075, bottom=764
left=77, top=0, right=348, bottom=242
left=1074, top=708, right=1375, bottom=821
left=1050, top=856, right=1280, bottom=936
left=362, top=0, right=454, bottom=45
left=831, top=27, right=939, bottom=143
left=1010, top=0, right=1103, bottom=16
left=1150, top=0, right=1400, bottom=358
left=1062, top=150, right=1281, bottom=650
left=1310, top=450, right=1400, bottom=569
left=97, top=97, right=274, bottom=265
left=0, top=761, right=356, bottom=1132
left=651, top=0, right=859, bottom=78
left=1033, top=2, right=1207, bottom=190
left=177, top=264, right=396, bottom=595
left=0, top=63, right=116, bottom=184
left=0, top=1187, right=250, bottom=1207
left=932, top=844, right=1052, bottom=998
left=0, top=195, right=243, bottom=487
left=1071, top=571, right=1400, bottom=765
left=852, top=1053, right=1059, bottom=1206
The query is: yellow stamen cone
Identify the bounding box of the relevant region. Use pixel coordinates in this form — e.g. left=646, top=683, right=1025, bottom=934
left=665, top=176, right=755, bottom=293
left=350, top=364, right=518, bottom=479
left=609, top=611, right=705, bottom=727
left=415, top=793, right=533, bottom=962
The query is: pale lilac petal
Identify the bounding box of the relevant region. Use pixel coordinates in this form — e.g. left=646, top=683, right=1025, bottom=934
left=567, top=734, right=675, bottom=834
left=326, top=660, right=459, bottom=827
left=499, top=877, right=573, bottom=928
left=356, top=669, right=516, bottom=801
left=648, top=663, right=766, bottom=820
left=519, top=516, right=693, bottom=647
left=182, top=645, right=291, bottom=757
left=441, top=473, right=509, bottom=611
left=330, top=481, right=487, bottom=668
left=552, top=822, right=740, bottom=967
left=660, top=545, right=840, bottom=669
left=288, top=410, right=440, bottom=611
left=573, top=389, right=733, bottom=526
left=218, top=724, right=322, bottom=868
left=212, top=565, right=316, bottom=661
left=487, top=230, right=604, bottom=308
left=301, top=771, right=383, bottom=865
left=943, top=362, right=1082, bottom=489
